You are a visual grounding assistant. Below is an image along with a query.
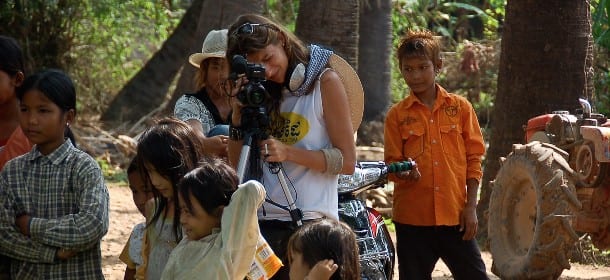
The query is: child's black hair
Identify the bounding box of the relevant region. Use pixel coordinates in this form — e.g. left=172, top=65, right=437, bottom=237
left=16, top=69, right=77, bottom=145
left=177, top=157, right=238, bottom=216
left=287, top=219, right=360, bottom=280
left=127, top=156, right=138, bottom=175
left=136, top=117, right=206, bottom=243
left=0, top=35, right=24, bottom=76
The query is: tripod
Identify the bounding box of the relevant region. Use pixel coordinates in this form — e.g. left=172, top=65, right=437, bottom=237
left=235, top=106, right=303, bottom=226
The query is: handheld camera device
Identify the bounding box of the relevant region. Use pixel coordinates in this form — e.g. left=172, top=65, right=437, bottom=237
left=230, top=55, right=269, bottom=107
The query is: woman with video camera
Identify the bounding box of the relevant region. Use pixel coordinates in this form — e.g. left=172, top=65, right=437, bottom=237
left=226, top=14, right=360, bottom=280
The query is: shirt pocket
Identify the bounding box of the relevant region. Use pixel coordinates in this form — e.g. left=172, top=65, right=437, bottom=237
left=400, top=124, right=425, bottom=159
left=440, top=124, right=465, bottom=159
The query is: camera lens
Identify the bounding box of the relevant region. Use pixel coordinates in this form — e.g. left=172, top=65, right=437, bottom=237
left=240, top=83, right=267, bottom=106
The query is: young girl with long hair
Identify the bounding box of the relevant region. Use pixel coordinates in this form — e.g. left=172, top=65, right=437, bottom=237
left=134, top=117, right=206, bottom=280
left=0, top=69, right=109, bottom=279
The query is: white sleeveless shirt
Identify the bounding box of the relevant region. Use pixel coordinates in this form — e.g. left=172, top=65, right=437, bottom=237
left=259, top=71, right=339, bottom=221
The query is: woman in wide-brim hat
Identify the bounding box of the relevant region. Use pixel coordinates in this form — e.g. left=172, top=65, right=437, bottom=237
left=174, top=29, right=231, bottom=157
left=225, top=13, right=363, bottom=280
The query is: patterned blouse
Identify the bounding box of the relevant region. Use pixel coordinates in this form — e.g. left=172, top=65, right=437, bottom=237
left=174, top=89, right=227, bottom=135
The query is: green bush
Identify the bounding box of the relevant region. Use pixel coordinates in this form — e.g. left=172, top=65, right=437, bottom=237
left=70, top=1, right=183, bottom=117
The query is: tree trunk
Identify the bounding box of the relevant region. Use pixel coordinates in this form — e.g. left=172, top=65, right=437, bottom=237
left=358, top=0, right=392, bottom=123
left=100, top=0, right=205, bottom=130
left=295, top=0, right=360, bottom=68
left=477, top=0, right=593, bottom=243
left=162, top=0, right=265, bottom=114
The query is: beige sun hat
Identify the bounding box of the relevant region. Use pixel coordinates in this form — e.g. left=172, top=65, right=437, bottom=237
left=328, top=54, right=364, bottom=132
left=188, top=29, right=228, bottom=68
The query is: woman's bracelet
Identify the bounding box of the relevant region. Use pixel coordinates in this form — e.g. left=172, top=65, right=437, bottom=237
left=321, top=148, right=343, bottom=175
left=229, top=125, right=243, bottom=141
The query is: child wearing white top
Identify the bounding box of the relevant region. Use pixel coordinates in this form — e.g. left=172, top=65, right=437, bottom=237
left=161, top=158, right=273, bottom=280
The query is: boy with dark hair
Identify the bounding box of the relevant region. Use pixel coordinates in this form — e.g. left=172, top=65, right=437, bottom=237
left=384, top=29, right=488, bottom=280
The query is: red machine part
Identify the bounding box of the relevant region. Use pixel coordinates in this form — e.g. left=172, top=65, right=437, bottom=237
left=525, top=114, right=554, bottom=142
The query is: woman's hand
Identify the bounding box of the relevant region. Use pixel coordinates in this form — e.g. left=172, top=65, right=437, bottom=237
left=202, top=135, right=229, bottom=157
left=226, top=77, right=247, bottom=126
left=260, top=138, right=290, bottom=163
left=306, top=259, right=338, bottom=280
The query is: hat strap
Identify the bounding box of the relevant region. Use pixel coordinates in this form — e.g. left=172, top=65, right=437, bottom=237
left=289, top=44, right=332, bottom=97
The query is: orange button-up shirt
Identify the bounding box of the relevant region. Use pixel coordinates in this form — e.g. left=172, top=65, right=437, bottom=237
left=384, top=85, right=485, bottom=226
left=0, top=126, right=32, bottom=170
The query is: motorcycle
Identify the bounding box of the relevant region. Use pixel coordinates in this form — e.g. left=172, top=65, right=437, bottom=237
left=338, top=160, right=414, bottom=280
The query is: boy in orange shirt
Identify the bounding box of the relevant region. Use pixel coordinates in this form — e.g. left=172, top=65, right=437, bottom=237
left=384, top=29, right=488, bottom=279
left=0, top=36, right=31, bottom=171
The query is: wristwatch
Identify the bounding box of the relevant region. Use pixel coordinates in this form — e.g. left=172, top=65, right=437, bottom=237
left=229, top=125, right=243, bottom=141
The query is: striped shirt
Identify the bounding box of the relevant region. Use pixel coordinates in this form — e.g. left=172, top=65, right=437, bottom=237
left=0, top=140, right=109, bottom=279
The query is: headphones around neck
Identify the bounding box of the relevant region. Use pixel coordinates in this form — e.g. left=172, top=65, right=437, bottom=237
left=287, top=63, right=306, bottom=91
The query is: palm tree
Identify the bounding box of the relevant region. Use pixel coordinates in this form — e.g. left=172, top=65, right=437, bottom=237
left=358, top=0, right=392, bottom=123
left=477, top=0, right=594, bottom=241
left=295, top=0, right=360, bottom=68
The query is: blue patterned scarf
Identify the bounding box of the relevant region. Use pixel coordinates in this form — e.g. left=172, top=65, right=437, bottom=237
left=291, top=44, right=333, bottom=97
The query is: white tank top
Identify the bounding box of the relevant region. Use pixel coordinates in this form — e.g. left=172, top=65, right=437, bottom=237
left=259, top=71, right=339, bottom=221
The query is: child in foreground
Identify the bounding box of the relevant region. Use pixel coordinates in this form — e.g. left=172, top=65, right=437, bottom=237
left=287, top=219, right=359, bottom=280
left=0, top=69, right=109, bottom=279
left=161, top=158, right=269, bottom=280
left=120, top=157, right=153, bottom=279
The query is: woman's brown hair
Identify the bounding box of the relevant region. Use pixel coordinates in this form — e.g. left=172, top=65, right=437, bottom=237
left=226, top=14, right=309, bottom=137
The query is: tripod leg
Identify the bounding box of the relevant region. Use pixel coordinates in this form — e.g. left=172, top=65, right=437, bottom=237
left=237, top=134, right=253, bottom=183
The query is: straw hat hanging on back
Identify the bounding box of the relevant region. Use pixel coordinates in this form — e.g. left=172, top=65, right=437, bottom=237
left=289, top=53, right=364, bottom=133
left=189, top=29, right=228, bottom=68
left=327, top=54, right=364, bottom=133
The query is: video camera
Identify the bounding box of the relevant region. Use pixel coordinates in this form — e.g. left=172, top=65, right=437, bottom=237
left=230, top=55, right=269, bottom=107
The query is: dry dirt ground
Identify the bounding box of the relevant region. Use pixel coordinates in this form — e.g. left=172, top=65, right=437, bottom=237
left=102, top=184, right=610, bottom=280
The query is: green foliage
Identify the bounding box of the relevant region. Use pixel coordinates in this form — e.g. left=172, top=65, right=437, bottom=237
left=392, top=0, right=503, bottom=44
left=0, top=0, right=86, bottom=71
left=391, top=0, right=498, bottom=104
left=592, top=0, right=610, bottom=49
left=384, top=217, right=395, bottom=232
left=96, top=156, right=127, bottom=183
left=592, top=0, right=610, bottom=115
left=70, top=0, right=183, bottom=116
left=0, top=0, right=183, bottom=117
left=265, top=0, right=299, bottom=31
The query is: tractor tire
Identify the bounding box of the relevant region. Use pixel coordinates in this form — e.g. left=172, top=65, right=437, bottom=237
left=488, top=141, right=581, bottom=280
